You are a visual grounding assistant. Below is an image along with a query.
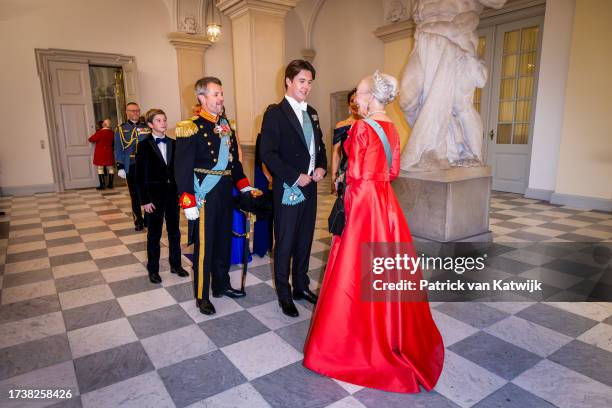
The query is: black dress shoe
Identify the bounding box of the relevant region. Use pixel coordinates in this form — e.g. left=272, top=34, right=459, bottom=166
left=149, top=273, right=162, bottom=284
left=170, top=266, right=189, bottom=277
left=212, top=287, right=246, bottom=298
left=279, top=299, right=299, bottom=317
left=293, top=288, right=318, bottom=304
left=135, top=222, right=144, bottom=232
left=197, top=299, right=216, bottom=315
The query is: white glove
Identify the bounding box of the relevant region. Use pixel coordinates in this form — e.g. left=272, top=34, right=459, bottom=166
left=184, top=207, right=199, bottom=220
left=240, top=186, right=254, bottom=193
left=118, top=169, right=127, bottom=179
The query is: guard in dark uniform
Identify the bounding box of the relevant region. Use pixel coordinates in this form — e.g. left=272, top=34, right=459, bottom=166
left=115, top=102, right=148, bottom=231
left=175, top=76, right=258, bottom=315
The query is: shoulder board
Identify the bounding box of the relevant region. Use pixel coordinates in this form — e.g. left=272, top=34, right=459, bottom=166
left=175, top=120, right=198, bottom=138
left=191, top=115, right=199, bottom=120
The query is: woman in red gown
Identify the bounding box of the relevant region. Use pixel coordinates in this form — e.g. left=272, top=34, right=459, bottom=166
left=303, top=72, right=444, bottom=393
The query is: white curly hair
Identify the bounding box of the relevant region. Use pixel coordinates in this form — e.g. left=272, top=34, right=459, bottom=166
left=367, top=70, right=398, bottom=106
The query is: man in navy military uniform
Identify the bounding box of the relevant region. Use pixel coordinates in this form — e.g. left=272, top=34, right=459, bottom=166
left=115, top=102, right=149, bottom=231
left=175, top=77, right=259, bottom=315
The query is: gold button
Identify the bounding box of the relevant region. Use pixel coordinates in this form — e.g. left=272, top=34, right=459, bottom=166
left=204, top=133, right=208, bottom=137
left=207, top=141, right=211, bottom=146
left=213, top=158, right=217, bottom=162
left=199, top=125, right=204, bottom=129
left=210, top=150, right=214, bottom=154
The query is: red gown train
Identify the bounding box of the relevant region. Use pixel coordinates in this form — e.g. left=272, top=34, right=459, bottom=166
left=303, top=119, right=444, bottom=393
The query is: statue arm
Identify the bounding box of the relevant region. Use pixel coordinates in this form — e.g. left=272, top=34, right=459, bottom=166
left=419, top=11, right=479, bottom=38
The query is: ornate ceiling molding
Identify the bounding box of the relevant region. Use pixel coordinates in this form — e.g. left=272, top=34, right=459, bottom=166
left=168, top=0, right=207, bottom=34
left=217, top=0, right=298, bottom=19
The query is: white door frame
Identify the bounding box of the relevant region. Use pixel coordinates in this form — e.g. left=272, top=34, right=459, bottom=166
left=35, top=49, right=137, bottom=192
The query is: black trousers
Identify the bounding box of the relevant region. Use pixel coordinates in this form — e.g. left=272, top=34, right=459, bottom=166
left=273, top=183, right=317, bottom=300
left=192, top=176, right=233, bottom=300
left=126, top=164, right=144, bottom=224
left=146, top=189, right=181, bottom=275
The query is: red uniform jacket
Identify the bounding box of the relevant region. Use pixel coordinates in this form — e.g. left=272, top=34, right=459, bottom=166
left=89, top=128, right=115, bottom=166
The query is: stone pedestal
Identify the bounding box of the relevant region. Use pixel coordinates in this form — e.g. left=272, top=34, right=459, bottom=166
left=393, top=166, right=492, bottom=243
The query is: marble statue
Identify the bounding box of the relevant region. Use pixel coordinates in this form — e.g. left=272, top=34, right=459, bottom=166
left=399, top=0, right=506, bottom=171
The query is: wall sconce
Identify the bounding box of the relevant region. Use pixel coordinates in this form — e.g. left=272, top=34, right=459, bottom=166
left=205, top=0, right=222, bottom=43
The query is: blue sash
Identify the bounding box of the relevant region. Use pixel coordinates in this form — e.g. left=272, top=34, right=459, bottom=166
left=364, top=118, right=392, bottom=171
left=193, top=118, right=231, bottom=209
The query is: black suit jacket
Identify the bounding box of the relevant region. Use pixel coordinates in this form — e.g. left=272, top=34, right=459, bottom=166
left=135, top=135, right=178, bottom=205
left=259, top=98, right=327, bottom=191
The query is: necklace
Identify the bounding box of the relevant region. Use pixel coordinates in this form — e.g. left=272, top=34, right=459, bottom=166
left=366, top=110, right=386, bottom=117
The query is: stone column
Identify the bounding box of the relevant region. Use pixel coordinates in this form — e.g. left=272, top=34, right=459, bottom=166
left=218, top=0, right=297, bottom=146
left=168, top=32, right=212, bottom=119
left=374, top=19, right=415, bottom=151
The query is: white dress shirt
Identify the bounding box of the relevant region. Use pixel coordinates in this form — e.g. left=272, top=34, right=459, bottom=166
left=285, top=95, right=307, bottom=126
left=285, top=95, right=315, bottom=180
left=153, top=134, right=168, bottom=165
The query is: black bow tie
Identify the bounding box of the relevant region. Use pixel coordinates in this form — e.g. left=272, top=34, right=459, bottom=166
left=155, top=137, right=167, bottom=144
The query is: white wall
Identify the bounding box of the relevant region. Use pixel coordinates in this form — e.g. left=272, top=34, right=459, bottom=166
left=527, top=0, right=575, bottom=198
left=0, top=0, right=181, bottom=191
left=285, top=0, right=384, bottom=148
left=552, top=0, right=612, bottom=209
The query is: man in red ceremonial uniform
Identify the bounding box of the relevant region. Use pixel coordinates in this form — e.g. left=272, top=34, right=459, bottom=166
left=88, top=118, right=115, bottom=190
left=175, top=77, right=258, bottom=315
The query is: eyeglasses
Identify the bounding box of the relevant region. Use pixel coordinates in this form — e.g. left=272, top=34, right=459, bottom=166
left=126, top=109, right=140, bottom=112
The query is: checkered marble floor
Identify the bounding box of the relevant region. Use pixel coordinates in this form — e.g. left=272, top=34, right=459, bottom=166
left=0, top=185, right=611, bottom=408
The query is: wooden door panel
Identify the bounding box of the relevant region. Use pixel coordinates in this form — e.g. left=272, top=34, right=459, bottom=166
left=50, top=61, right=97, bottom=189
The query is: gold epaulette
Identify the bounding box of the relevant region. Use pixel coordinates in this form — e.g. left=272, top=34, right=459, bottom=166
left=175, top=120, right=198, bottom=138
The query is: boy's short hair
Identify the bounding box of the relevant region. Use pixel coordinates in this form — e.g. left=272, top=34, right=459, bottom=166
left=145, top=108, right=166, bottom=125
left=284, top=59, right=316, bottom=89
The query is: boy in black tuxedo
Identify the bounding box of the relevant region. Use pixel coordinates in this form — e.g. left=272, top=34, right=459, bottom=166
left=260, top=60, right=327, bottom=317
left=136, top=109, right=189, bottom=283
